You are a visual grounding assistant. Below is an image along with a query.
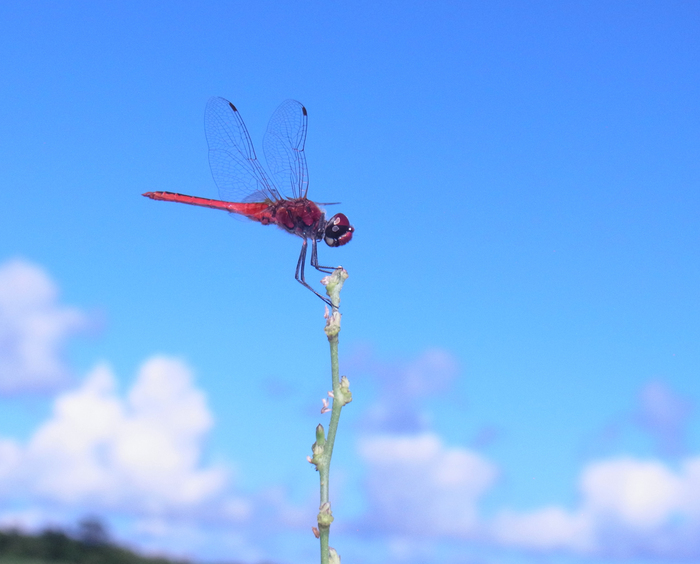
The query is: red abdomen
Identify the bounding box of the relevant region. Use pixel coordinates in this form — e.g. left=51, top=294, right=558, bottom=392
left=142, top=192, right=325, bottom=238
left=143, top=191, right=270, bottom=217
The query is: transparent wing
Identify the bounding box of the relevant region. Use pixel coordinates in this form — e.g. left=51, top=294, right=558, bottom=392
left=205, top=97, right=282, bottom=203
left=263, top=99, right=309, bottom=200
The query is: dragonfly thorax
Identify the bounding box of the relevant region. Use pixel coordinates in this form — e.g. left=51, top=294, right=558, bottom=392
left=257, top=198, right=322, bottom=235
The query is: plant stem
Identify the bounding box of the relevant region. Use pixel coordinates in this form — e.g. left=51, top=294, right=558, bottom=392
left=313, top=268, right=350, bottom=564
left=319, top=322, right=340, bottom=564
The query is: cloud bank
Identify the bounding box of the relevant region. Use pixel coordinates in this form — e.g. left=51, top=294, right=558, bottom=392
left=0, top=357, right=235, bottom=518
left=358, top=432, right=497, bottom=537
left=354, top=350, right=700, bottom=561
left=492, top=455, right=700, bottom=559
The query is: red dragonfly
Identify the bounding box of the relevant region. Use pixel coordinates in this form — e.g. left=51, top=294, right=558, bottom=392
left=143, top=97, right=354, bottom=306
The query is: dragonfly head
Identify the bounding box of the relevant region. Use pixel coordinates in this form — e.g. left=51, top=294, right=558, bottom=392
left=324, top=213, right=354, bottom=247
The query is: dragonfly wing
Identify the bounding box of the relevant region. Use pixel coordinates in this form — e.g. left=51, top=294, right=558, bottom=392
left=263, top=99, right=309, bottom=200
left=205, top=97, right=282, bottom=203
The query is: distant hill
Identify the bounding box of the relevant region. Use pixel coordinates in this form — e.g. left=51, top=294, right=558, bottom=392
left=0, top=527, right=187, bottom=564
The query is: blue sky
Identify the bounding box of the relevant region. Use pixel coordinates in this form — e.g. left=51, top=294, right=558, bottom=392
left=0, top=1, right=699, bottom=563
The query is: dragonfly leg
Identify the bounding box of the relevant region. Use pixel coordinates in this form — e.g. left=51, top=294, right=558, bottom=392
left=296, top=239, right=333, bottom=306
left=310, top=237, right=338, bottom=274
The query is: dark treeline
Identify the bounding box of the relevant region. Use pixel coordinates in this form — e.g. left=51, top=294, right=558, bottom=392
left=0, top=523, right=187, bottom=564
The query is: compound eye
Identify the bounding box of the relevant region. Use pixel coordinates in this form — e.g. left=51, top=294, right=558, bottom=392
left=324, top=213, right=354, bottom=247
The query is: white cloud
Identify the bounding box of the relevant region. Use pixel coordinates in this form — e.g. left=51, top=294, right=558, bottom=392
left=358, top=433, right=497, bottom=537
left=491, top=455, right=700, bottom=558
left=0, top=357, right=234, bottom=516
left=581, top=457, right=682, bottom=529
left=0, top=259, right=87, bottom=393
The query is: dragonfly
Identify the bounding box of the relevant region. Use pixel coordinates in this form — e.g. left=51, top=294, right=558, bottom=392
left=143, top=97, right=354, bottom=306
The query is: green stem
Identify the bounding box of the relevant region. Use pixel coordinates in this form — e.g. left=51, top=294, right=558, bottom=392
left=314, top=268, right=350, bottom=564
left=320, top=525, right=330, bottom=564
left=319, top=332, right=340, bottom=564
left=325, top=332, right=342, bottom=471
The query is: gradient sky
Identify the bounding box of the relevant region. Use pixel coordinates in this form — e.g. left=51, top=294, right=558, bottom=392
left=0, top=1, right=699, bottom=563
